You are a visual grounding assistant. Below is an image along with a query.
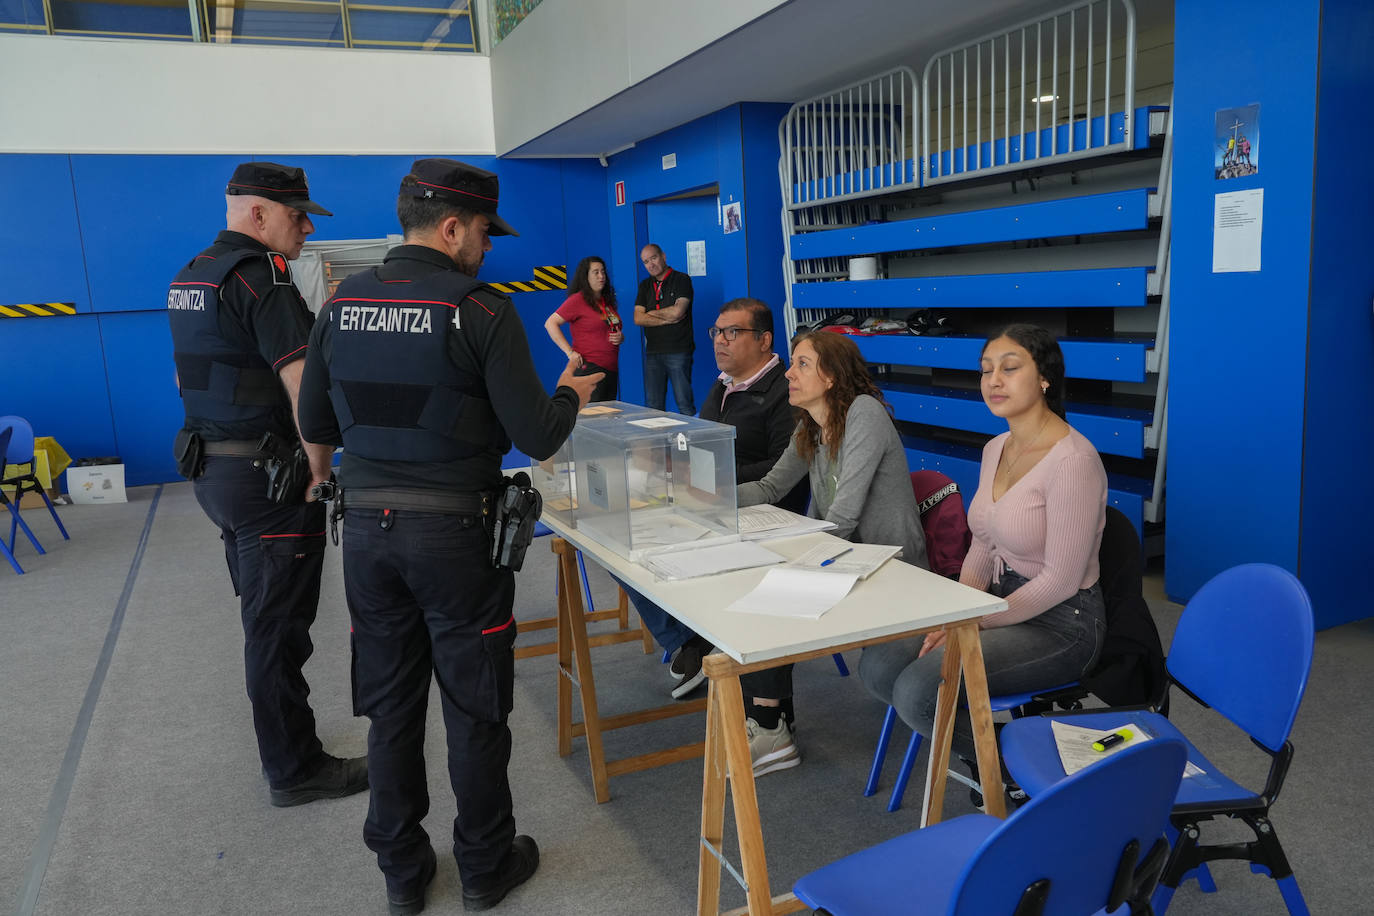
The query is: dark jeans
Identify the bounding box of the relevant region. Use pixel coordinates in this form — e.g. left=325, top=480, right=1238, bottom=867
left=577, top=360, right=619, bottom=403
left=859, top=569, right=1105, bottom=760
left=643, top=350, right=694, bottom=414
left=192, top=456, right=327, bottom=788
left=343, top=509, right=518, bottom=890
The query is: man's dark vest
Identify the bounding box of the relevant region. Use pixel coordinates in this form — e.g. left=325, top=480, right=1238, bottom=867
left=324, top=268, right=506, bottom=463
left=168, top=245, right=287, bottom=428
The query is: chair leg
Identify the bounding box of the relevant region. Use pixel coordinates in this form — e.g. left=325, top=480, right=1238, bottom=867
left=888, top=731, right=923, bottom=813
left=864, top=706, right=897, bottom=797
left=831, top=652, right=849, bottom=677
left=1274, top=875, right=1310, bottom=916
left=38, top=490, right=69, bottom=540
left=0, top=537, right=23, bottom=574
left=6, top=498, right=46, bottom=555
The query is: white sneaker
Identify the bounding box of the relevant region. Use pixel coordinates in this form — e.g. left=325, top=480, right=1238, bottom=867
left=746, top=717, right=800, bottom=776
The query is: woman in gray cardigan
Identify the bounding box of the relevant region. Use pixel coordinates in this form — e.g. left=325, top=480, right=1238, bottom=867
left=734, top=331, right=929, bottom=777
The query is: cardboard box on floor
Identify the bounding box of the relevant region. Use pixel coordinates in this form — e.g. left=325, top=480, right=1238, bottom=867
left=67, top=464, right=127, bottom=504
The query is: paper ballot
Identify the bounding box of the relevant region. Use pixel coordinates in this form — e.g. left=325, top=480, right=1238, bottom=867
left=1051, top=720, right=1151, bottom=774
left=640, top=541, right=785, bottom=580
left=736, top=505, right=836, bottom=540
left=726, top=568, right=859, bottom=619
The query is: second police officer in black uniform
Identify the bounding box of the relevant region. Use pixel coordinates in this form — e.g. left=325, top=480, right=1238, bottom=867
left=167, top=162, right=368, bottom=808
left=297, top=159, right=602, bottom=915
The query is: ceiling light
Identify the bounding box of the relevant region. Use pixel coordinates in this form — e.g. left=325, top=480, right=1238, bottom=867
left=1031, top=94, right=1059, bottom=103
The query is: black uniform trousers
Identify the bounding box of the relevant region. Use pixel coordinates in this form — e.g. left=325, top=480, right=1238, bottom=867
left=192, top=456, right=327, bottom=787
left=343, top=508, right=517, bottom=891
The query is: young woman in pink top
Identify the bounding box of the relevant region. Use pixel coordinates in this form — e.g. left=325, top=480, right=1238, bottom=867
left=859, top=324, right=1108, bottom=764
left=544, top=255, right=624, bottom=401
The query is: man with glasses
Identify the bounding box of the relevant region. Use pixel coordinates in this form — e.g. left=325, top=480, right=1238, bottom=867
left=620, top=298, right=808, bottom=710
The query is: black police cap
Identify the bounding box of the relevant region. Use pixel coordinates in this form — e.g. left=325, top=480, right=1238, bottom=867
left=226, top=162, right=333, bottom=217
left=400, top=158, right=519, bottom=237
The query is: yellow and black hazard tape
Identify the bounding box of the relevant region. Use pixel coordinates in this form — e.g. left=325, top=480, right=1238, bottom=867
left=488, top=265, right=567, bottom=295
left=0, top=302, right=78, bottom=319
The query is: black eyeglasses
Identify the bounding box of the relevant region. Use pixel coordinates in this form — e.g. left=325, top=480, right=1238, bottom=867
left=707, top=326, right=764, bottom=341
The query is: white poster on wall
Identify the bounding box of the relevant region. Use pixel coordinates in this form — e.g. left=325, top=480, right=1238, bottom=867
left=686, top=240, right=707, bottom=276
left=1213, top=188, right=1263, bottom=273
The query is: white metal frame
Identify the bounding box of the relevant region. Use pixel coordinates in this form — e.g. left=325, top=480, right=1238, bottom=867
left=921, top=0, right=1137, bottom=186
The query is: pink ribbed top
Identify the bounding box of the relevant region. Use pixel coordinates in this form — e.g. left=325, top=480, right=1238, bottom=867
left=962, top=427, right=1107, bottom=628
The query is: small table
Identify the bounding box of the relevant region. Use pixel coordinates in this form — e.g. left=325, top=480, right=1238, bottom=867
left=540, top=516, right=1009, bottom=916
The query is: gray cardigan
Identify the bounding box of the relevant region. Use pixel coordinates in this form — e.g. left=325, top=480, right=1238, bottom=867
left=737, top=394, right=928, bottom=569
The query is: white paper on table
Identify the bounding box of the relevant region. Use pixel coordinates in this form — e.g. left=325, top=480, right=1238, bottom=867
left=1050, top=720, right=1152, bottom=775
left=788, top=542, right=901, bottom=579
left=726, top=568, right=859, bottom=619
left=640, top=541, right=784, bottom=580
left=628, top=417, right=688, bottom=429
left=736, top=505, right=837, bottom=540
left=630, top=513, right=714, bottom=548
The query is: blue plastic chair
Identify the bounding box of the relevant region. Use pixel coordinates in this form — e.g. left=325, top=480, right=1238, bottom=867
left=798, top=737, right=1188, bottom=916
left=0, top=416, right=70, bottom=553
left=864, top=682, right=1078, bottom=812
left=999, top=563, right=1315, bottom=915
left=0, top=427, right=38, bottom=575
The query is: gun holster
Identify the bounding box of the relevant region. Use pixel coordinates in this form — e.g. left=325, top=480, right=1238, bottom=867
left=488, top=472, right=542, bottom=572
left=173, top=427, right=205, bottom=480
left=253, top=431, right=309, bottom=505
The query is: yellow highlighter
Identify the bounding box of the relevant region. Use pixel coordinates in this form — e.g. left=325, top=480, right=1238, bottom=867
left=1092, top=729, right=1133, bottom=752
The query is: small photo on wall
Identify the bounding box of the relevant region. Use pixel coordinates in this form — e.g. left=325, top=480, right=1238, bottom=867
left=722, top=201, right=743, bottom=234
left=1215, top=104, right=1260, bottom=180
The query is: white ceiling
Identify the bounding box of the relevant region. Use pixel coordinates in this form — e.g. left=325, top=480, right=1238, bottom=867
left=502, top=0, right=1174, bottom=158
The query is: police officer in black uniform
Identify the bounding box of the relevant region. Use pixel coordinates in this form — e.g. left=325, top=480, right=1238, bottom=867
left=167, top=162, right=367, bottom=808
left=297, top=159, right=602, bottom=915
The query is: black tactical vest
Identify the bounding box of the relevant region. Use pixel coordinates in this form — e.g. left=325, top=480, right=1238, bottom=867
left=324, top=268, right=506, bottom=463
left=167, top=244, right=288, bottom=431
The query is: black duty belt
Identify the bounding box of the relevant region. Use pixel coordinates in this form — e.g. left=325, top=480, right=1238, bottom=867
left=340, top=487, right=492, bottom=516
left=203, top=439, right=262, bottom=457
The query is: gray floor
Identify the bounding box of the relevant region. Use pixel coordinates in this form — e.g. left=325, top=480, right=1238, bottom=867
left=4, top=481, right=1370, bottom=915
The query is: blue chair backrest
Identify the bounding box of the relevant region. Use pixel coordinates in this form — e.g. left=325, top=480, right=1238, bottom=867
left=0, top=427, right=11, bottom=470
left=1166, top=563, right=1314, bottom=753
left=0, top=416, right=34, bottom=465
left=951, top=738, right=1187, bottom=916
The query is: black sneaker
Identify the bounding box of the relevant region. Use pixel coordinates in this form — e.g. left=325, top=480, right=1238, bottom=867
left=268, top=754, right=368, bottom=807
left=670, top=640, right=711, bottom=699
left=387, top=846, right=437, bottom=916
left=461, top=835, right=540, bottom=911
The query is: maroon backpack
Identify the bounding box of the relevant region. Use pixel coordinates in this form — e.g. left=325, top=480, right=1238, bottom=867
left=909, top=470, right=972, bottom=579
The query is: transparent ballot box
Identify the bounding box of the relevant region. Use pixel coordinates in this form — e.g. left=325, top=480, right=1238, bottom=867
left=537, top=404, right=738, bottom=561
left=529, top=401, right=656, bottom=525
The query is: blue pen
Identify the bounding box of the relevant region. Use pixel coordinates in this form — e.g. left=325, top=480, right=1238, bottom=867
left=820, top=547, right=853, bottom=567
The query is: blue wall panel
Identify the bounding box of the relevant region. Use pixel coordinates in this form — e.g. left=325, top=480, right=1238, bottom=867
left=100, top=310, right=182, bottom=486
left=0, top=154, right=91, bottom=312
left=71, top=155, right=243, bottom=313
left=1298, top=0, right=1374, bottom=628
left=0, top=315, right=117, bottom=466
left=1166, top=0, right=1319, bottom=602
left=740, top=103, right=791, bottom=311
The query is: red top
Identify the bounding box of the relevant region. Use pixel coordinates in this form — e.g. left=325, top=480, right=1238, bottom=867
left=555, top=292, right=620, bottom=370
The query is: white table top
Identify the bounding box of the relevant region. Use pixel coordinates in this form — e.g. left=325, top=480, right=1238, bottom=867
left=540, top=514, right=1007, bottom=666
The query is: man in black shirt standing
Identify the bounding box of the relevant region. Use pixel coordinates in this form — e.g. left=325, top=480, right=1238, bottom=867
left=167, top=162, right=367, bottom=808
left=632, top=243, right=695, bottom=414
left=297, top=159, right=601, bottom=915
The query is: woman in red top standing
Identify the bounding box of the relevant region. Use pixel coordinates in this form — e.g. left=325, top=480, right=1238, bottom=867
left=544, top=256, right=623, bottom=402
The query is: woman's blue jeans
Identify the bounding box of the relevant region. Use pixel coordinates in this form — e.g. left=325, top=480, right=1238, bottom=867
left=858, top=569, right=1105, bottom=761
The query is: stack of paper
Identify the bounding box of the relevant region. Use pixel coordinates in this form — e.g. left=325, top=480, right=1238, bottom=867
left=725, top=568, right=859, bottom=619
left=736, top=505, right=837, bottom=541
left=640, top=541, right=785, bottom=580
left=788, top=542, right=901, bottom=579
left=1050, top=720, right=1151, bottom=774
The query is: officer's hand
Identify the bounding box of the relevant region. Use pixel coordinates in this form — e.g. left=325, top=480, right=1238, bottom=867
left=304, top=475, right=331, bottom=503
left=557, top=358, right=605, bottom=409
